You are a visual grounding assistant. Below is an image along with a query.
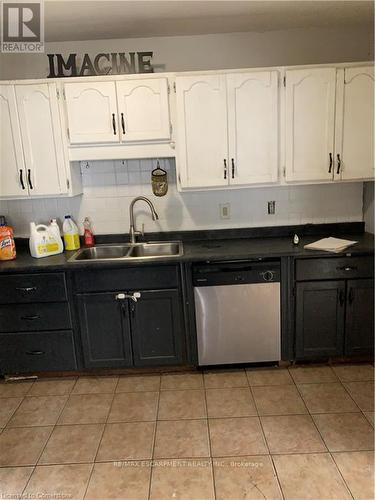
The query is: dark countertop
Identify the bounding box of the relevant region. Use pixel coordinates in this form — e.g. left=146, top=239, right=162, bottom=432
left=0, top=230, right=373, bottom=274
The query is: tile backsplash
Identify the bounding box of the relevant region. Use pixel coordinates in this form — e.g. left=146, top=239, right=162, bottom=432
left=1, top=159, right=364, bottom=237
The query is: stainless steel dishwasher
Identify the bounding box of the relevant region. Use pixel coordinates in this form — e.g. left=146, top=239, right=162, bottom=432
left=193, top=260, right=281, bottom=366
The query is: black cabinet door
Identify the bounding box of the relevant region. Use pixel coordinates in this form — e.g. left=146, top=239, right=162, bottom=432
left=77, top=292, right=133, bottom=368
left=345, top=279, right=374, bottom=356
left=130, top=289, right=184, bottom=366
left=296, top=281, right=345, bottom=359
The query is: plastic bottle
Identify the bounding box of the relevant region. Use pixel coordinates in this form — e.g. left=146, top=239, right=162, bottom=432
left=29, top=222, right=64, bottom=258
left=83, top=217, right=95, bottom=247
left=0, top=215, right=16, bottom=261
left=49, top=219, right=64, bottom=254
left=62, top=215, right=80, bottom=251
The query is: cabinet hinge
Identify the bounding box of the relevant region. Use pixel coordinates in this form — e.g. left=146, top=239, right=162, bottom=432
left=169, top=123, right=173, bottom=135
left=62, top=88, right=66, bottom=99
left=67, top=128, right=70, bottom=139
left=56, top=89, right=60, bottom=99
left=283, top=76, right=286, bottom=87
left=283, top=166, right=286, bottom=178
left=66, top=179, right=70, bottom=190
left=173, top=82, right=176, bottom=93
left=167, top=84, right=170, bottom=94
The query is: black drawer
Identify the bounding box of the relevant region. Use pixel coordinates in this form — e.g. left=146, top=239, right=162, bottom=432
left=0, top=303, right=71, bottom=333
left=0, top=273, right=68, bottom=304
left=0, top=330, right=77, bottom=374
left=74, top=265, right=179, bottom=293
left=296, top=256, right=374, bottom=281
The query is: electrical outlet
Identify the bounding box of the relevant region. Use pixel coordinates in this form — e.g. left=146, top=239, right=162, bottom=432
left=268, top=201, right=276, bottom=215
left=220, top=203, right=231, bottom=219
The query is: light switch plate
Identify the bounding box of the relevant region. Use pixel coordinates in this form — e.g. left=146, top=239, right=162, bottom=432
left=220, top=203, right=231, bottom=219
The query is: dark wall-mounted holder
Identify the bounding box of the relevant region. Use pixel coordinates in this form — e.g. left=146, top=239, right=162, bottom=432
left=151, top=161, right=168, bottom=197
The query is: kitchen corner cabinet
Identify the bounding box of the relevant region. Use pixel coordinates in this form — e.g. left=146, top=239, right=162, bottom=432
left=0, top=83, right=81, bottom=199
left=64, top=78, right=171, bottom=145
left=295, top=256, right=374, bottom=359
left=74, top=266, right=185, bottom=369
left=175, top=70, right=279, bottom=189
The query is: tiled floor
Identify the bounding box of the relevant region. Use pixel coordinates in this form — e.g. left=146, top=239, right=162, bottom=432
left=0, top=363, right=373, bottom=500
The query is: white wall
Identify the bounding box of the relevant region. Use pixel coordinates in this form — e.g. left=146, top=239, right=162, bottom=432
left=0, top=159, right=364, bottom=237
left=0, top=25, right=373, bottom=80
left=363, top=182, right=375, bottom=234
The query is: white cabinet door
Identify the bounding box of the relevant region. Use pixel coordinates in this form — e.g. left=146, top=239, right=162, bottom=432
left=116, top=78, right=170, bottom=142
left=0, top=85, right=27, bottom=197
left=227, top=71, right=279, bottom=185
left=285, top=67, right=336, bottom=182
left=15, top=83, right=67, bottom=196
left=335, top=66, right=374, bottom=181
left=64, top=81, right=119, bottom=144
left=176, top=74, right=228, bottom=188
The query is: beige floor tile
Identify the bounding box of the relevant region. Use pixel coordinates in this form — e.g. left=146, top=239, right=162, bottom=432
left=204, top=370, right=248, bottom=388
left=298, top=382, right=359, bottom=414
left=116, top=375, right=160, bottom=392
left=344, top=381, right=374, bottom=411
left=85, top=461, right=151, bottom=500
left=28, top=378, right=76, bottom=396
left=0, top=426, right=52, bottom=466
left=0, top=381, right=33, bottom=398
left=154, top=419, right=210, bottom=459
left=108, top=392, right=158, bottom=422
left=333, top=451, right=375, bottom=500
left=333, top=364, right=374, bottom=382
left=7, top=395, right=67, bottom=427
left=24, top=464, right=92, bottom=500
left=58, top=394, right=113, bottom=425
left=150, top=458, right=215, bottom=500
left=206, top=388, right=257, bottom=418
left=96, top=422, right=155, bottom=461
left=39, top=423, right=104, bottom=464
left=261, top=415, right=326, bottom=454
left=252, top=385, right=307, bottom=416
left=209, top=417, right=268, bottom=457
left=213, top=455, right=282, bottom=500
left=313, top=413, right=374, bottom=452
left=0, top=466, right=33, bottom=498
left=0, top=397, right=22, bottom=427
left=289, top=366, right=338, bottom=384
left=273, top=453, right=351, bottom=500
left=72, top=376, right=118, bottom=394
left=364, top=411, right=375, bottom=427
left=160, top=372, right=204, bottom=390
left=246, top=368, right=293, bottom=387
left=158, top=389, right=206, bottom=420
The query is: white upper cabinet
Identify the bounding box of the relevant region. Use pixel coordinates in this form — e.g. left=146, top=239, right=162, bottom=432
left=227, top=71, right=279, bottom=185
left=116, top=78, right=170, bottom=142
left=15, top=83, right=68, bottom=196
left=335, top=66, right=374, bottom=181
left=285, top=67, right=336, bottom=182
left=176, top=74, right=228, bottom=188
left=0, top=85, right=26, bottom=197
left=64, top=81, right=119, bottom=144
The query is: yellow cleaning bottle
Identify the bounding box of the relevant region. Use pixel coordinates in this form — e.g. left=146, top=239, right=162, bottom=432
left=62, top=215, right=80, bottom=251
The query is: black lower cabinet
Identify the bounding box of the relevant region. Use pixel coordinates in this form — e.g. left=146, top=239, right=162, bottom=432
left=77, top=292, right=133, bottom=368
left=131, top=289, right=184, bottom=366
left=77, top=288, right=184, bottom=369
left=345, top=279, right=374, bottom=356
left=296, top=281, right=345, bottom=359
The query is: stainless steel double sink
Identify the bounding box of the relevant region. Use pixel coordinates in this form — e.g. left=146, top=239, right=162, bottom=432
left=68, top=241, right=183, bottom=262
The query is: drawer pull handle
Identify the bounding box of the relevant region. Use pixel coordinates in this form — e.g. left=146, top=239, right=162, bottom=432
left=337, top=266, right=357, bottom=272
left=26, top=350, right=45, bottom=356
left=21, top=315, right=40, bottom=321
left=16, top=287, right=37, bottom=292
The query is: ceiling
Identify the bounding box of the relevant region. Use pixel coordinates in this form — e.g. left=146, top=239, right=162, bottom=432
left=44, top=0, right=374, bottom=42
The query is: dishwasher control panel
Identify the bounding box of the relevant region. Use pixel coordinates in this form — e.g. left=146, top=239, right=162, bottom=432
left=193, top=260, right=280, bottom=286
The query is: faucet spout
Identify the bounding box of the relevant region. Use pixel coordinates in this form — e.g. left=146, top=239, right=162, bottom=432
left=129, top=196, right=159, bottom=244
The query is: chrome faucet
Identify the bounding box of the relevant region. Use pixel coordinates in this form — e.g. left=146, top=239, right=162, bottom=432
left=129, top=196, right=159, bottom=244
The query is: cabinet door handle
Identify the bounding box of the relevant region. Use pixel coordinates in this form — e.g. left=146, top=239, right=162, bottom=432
left=16, top=287, right=37, bottom=293
left=19, top=170, right=25, bottom=190
left=336, top=154, right=341, bottom=175
left=20, top=315, right=40, bottom=321
left=121, top=113, right=125, bottom=134
left=348, top=288, right=354, bottom=304
left=27, top=169, right=33, bottom=189
left=26, top=350, right=45, bottom=356
left=112, top=113, right=117, bottom=135
left=339, top=289, right=345, bottom=306
left=328, top=153, right=333, bottom=173
left=231, top=158, right=235, bottom=179
left=224, top=159, right=227, bottom=179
